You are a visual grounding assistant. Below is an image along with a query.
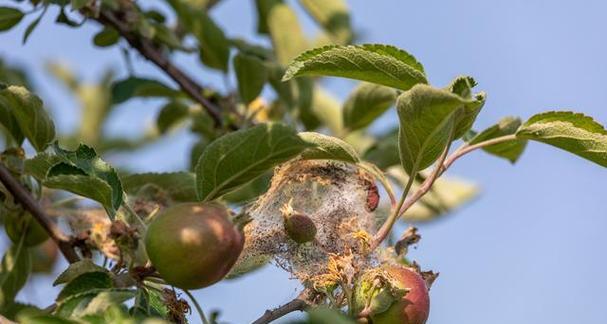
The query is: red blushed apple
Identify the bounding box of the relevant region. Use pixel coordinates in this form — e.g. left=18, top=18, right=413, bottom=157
left=144, top=202, right=244, bottom=289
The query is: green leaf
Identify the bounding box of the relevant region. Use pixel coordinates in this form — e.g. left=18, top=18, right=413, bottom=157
left=299, top=132, right=359, bottom=163
left=0, top=243, right=31, bottom=307
left=23, top=153, right=62, bottom=180
left=268, top=3, right=309, bottom=65
left=343, top=82, right=397, bottom=131
left=267, top=63, right=295, bottom=107
left=254, top=0, right=283, bottom=34
left=468, top=117, right=527, bottom=163
left=516, top=111, right=607, bottom=167
left=310, top=86, right=343, bottom=135
left=189, top=138, right=208, bottom=170
left=233, top=53, right=267, bottom=104
left=156, top=101, right=189, bottom=134
left=363, top=129, right=399, bottom=170
left=54, top=260, right=108, bottom=286
left=152, top=23, right=184, bottom=50
left=19, top=314, right=78, bottom=324
left=229, top=38, right=274, bottom=60
left=79, top=290, right=135, bottom=317
left=22, top=5, right=47, bottom=44
left=222, top=173, right=271, bottom=204
left=0, top=86, right=56, bottom=151
left=184, top=11, right=230, bottom=72
left=305, top=307, right=356, bottom=324
left=93, top=27, right=120, bottom=47
left=111, top=77, right=180, bottom=105
left=397, top=84, right=485, bottom=173
left=447, top=75, right=477, bottom=99
left=46, top=174, right=114, bottom=212
left=0, top=102, right=24, bottom=145
left=0, top=58, right=31, bottom=87
left=0, top=7, right=24, bottom=32
left=55, top=7, right=81, bottom=28
left=57, top=272, right=113, bottom=302
left=71, top=0, right=89, bottom=11
left=195, top=123, right=311, bottom=201
left=24, top=144, right=123, bottom=217
left=295, top=78, right=320, bottom=130
left=54, top=288, right=135, bottom=318
left=299, top=0, right=352, bottom=44
left=122, top=172, right=197, bottom=202
left=1, top=301, right=41, bottom=321
left=131, top=287, right=168, bottom=319
left=282, top=44, right=427, bottom=90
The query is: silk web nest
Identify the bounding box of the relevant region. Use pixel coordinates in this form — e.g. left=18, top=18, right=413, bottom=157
left=231, top=159, right=382, bottom=289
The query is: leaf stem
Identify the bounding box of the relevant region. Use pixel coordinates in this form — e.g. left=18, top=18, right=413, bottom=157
left=183, top=289, right=209, bottom=324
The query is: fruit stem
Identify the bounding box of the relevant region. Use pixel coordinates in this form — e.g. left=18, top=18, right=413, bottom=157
left=183, top=289, right=210, bottom=324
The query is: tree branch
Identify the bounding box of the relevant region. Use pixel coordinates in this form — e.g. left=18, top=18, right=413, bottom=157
left=0, top=163, right=80, bottom=264
left=94, top=9, right=225, bottom=128
left=252, top=291, right=311, bottom=324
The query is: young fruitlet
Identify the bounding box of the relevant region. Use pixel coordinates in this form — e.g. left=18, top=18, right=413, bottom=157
left=281, top=200, right=317, bottom=243
left=4, top=209, right=48, bottom=247
left=354, top=265, right=430, bottom=324
left=144, top=202, right=244, bottom=289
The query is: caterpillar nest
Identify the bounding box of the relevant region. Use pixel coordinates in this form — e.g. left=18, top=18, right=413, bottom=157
left=231, top=159, right=381, bottom=288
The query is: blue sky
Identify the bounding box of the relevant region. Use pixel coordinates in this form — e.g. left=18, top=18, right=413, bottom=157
left=1, top=0, right=606, bottom=323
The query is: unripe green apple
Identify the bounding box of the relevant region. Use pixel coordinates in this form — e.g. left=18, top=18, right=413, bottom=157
left=144, top=202, right=244, bottom=289
left=284, top=213, right=317, bottom=243
left=354, top=265, right=430, bottom=324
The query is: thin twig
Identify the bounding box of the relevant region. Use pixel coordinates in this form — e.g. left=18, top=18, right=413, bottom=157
left=94, top=9, right=224, bottom=127
left=0, top=163, right=80, bottom=263
left=371, top=134, right=454, bottom=251
left=397, top=134, right=518, bottom=218
left=370, top=167, right=416, bottom=251
left=371, top=134, right=518, bottom=250
left=252, top=291, right=311, bottom=324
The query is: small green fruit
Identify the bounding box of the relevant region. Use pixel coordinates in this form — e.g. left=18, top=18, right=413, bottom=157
left=354, top=265, right=430, bottom=324
left=284, top=213, right=317, bottom=243
left=5, top=209, right=48, bottom=247
left=144, top=202, right=244, bottom=290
